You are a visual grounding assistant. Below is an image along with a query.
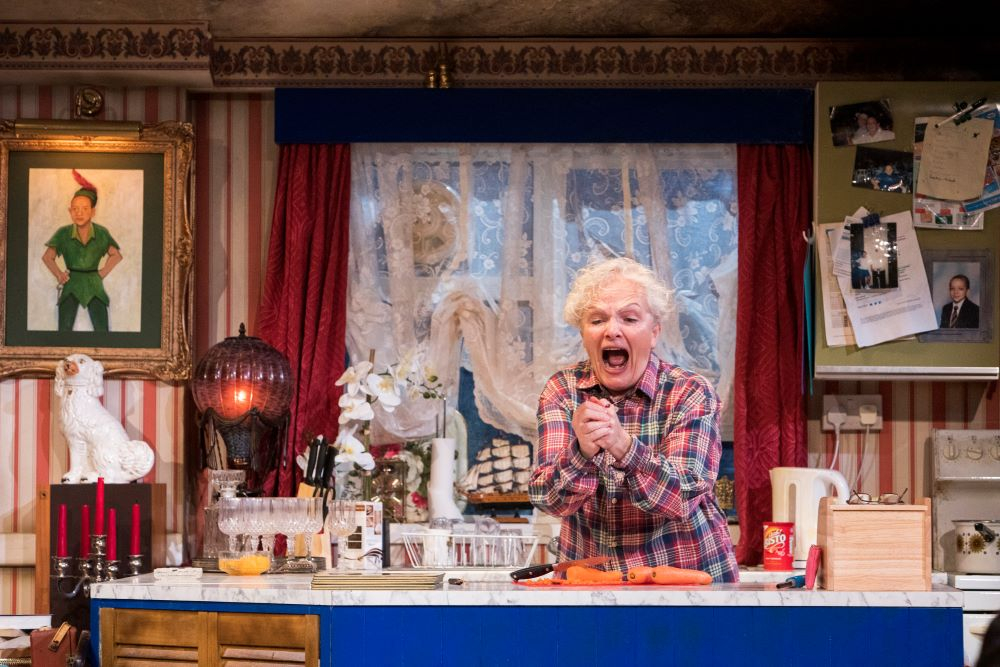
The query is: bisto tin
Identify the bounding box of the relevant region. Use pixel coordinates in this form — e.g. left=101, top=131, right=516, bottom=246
left=762, top=521, right=795, bottom=570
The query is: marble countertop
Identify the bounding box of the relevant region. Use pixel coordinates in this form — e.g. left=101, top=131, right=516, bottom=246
left=92, top=570, right=962, bottom=609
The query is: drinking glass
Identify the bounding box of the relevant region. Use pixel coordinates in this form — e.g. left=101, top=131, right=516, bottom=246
left=217, top=497, right=243, bottom=552
left=327, top=500, right=357, bottom=570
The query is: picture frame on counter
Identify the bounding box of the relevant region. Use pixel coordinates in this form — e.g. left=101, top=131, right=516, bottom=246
left=0, top=120, right=194, bottom=380
left=918, top=248, right=993, bottom=343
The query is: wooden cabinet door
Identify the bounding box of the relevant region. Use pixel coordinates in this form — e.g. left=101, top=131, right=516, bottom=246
left=100, top=608, right=319, bottom=667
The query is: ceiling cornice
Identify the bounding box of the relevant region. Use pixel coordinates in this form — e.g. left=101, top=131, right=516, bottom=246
left=1, top=23, right=996, bottom=89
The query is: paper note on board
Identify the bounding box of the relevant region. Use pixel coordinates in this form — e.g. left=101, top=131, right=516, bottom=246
left=916, top=117, right=993, bottom=201
left=833, top=209, right=937, bottom=348
left=817, top=222, right=856, bottom=347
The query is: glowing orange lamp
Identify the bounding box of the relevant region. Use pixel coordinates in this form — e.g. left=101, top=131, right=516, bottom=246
left=191, top=323, right=293, bottom=493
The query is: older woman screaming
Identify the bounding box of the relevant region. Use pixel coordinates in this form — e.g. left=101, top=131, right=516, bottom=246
left=529, top=257, right=738, bottom=582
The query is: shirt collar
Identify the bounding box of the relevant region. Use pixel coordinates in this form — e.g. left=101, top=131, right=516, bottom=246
left=952, top=299, right=966, bottom=309
left=71, top=222, right=94, bottom=244
left=578, top=354, right=659, bottom=401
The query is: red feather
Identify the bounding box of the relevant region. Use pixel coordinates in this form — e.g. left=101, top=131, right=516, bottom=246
left=72, top=169, right=97, bottom=193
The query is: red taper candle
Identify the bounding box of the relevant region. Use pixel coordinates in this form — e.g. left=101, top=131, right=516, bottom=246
left=130, top=503, right=141, bottom=555
left=94, top=477, right=105, bottom=534
left=107, top=508, right=117, bottom=560
left=80, top=504, right=90, bottom=557
left=57, top=504, right=68, bottom=557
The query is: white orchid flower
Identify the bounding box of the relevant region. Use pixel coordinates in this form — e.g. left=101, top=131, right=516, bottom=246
left=335, top=361, right=373, bottom=396
left=338, top=392, right=374, bottom=424
left=366, top=372, right=401, bottom=411
left=334, top=427, right=376, bottom=471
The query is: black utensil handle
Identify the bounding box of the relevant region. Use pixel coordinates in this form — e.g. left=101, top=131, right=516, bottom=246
left=305, top=440, right=320, bottom=484
left=510, top=563, right=555, bottom=581
left=320, top=448, right=338, bottom=490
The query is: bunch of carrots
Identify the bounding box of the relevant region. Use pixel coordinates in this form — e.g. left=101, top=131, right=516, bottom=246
left=517, top=564, right=712, bottom=586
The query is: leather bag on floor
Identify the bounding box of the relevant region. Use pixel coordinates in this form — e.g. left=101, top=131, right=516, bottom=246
left=29, top=622, right=78, bottom=667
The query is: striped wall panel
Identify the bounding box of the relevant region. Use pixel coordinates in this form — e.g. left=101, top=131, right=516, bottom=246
left=0, top=86, right=275, bottom=613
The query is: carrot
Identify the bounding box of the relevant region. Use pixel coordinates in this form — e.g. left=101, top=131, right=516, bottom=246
left=565, top=565, right=625, bottom=584
left=649, top=565, right=712, bottom=585
left=627, top=566, right=655, bottom=584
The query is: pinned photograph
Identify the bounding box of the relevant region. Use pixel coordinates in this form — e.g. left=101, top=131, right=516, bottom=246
left=852, top=147, right=913, bottom=193
left=848, top=220, right=898, bottom=291
left=918, top=249, right=993, bottom=343
left=829, top=99, right=896, bottom=147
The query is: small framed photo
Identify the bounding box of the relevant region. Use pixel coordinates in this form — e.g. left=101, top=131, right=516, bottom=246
left=852, top=146, right=913, bottom=193
left=918, top=249, right=993, bottom=343
left=829, top=99, right=896, bottom=147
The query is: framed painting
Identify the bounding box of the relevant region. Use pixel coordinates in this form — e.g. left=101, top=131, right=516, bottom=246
left=918, top=248, right=994, bottom=343
left=0, top=120, right=193, bottom=380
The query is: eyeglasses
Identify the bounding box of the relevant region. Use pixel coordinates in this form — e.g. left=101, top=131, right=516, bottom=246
left=848, top=488, right=908, bottom=505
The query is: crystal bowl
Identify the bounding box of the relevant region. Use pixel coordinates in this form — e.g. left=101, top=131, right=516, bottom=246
left=218, top=550, right=271, bottom=576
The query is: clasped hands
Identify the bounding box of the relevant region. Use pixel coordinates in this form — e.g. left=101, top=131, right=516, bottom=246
left=573, top=395, right=631, bottom=462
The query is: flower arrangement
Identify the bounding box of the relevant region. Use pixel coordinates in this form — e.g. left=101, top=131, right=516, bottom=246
left=333, top=348, right=444, bottom=475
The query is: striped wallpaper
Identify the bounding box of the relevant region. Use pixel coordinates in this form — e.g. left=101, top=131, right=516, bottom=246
left=1, top=88, right=998, bottom=613
left=0, top=86, right=275, bottom=613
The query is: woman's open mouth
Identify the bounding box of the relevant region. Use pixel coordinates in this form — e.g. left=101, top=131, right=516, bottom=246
left=602, top=348, right=629, bottom=369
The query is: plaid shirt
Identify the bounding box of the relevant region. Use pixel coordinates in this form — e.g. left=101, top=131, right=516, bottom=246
left=529, top=354, right=739, bottom=582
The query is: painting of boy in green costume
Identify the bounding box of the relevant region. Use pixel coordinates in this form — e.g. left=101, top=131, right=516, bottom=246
left=40, top=170, right=123, bottom=331
left=30, top=168, right=142, bottom=333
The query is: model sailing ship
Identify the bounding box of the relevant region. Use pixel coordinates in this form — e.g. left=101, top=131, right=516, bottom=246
left=460, top=438, right=532, bottom=502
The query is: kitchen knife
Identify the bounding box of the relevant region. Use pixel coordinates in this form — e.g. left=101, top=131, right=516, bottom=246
left=510, top=555, right=612, bottom=581
left=304, top=438, right=321, bottom=485
left=317, top=442, right=338, bottom=501
left=313, top=436, right=329, bottom=492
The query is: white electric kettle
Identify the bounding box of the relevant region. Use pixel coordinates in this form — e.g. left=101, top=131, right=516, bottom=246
left=770, top=467, right=850, bottom=565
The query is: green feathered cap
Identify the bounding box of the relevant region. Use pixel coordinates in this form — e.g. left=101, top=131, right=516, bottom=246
left=71, top=169, right=97, bottom=206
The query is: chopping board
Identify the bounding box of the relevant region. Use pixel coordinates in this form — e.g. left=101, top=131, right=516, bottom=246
left=311, top=571, right=444, bottom=590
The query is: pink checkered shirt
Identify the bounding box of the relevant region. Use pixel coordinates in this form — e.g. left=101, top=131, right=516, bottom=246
left=529, top=354, right=739, bottom=582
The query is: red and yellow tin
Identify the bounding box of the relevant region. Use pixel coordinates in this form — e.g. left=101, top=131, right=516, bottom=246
left=762, top=521, right=795, bottom=570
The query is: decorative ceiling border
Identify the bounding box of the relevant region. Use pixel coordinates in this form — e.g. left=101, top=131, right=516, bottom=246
left=211, top=37, right=860, bottom=87
left=0, top=22, right=212, bottom=70
left=0, top=26, right=993, bottom=88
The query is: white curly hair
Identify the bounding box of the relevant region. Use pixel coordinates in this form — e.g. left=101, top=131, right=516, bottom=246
left=563, top=257, right=674, bottom=329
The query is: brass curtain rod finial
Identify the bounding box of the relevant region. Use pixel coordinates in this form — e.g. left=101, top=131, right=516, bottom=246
left=437, top=62, right=451, bottom=89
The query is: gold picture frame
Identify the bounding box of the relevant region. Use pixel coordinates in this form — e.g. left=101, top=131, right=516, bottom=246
left=0, top=120, right=194, bottom=380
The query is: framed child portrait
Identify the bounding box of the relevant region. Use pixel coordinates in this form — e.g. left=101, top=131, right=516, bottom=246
left=918, top=249, right=993, bottom=343
left=0, top=120, right=194, bottom=380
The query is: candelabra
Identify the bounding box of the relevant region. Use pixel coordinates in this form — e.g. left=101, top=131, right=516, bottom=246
left=52, top=534, right=143, bottom=599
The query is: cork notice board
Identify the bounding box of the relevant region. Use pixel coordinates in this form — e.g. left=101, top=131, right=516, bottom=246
left=814, top=81, right=1000, bottom=380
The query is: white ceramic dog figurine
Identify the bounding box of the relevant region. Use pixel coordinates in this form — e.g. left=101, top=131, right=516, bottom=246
left=55, top=353, right=155, bottom=484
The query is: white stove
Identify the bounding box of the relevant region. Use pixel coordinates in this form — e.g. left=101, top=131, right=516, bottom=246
left=933, top=429, right=1000, bottom=666
left=948, top=571, right=1000, bottom=665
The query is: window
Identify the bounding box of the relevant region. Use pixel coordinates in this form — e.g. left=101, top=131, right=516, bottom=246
left=348, top=143, right=737, bottom=443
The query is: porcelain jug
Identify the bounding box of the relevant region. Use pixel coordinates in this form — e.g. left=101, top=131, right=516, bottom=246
left=770, top=467, right=850, bottom=565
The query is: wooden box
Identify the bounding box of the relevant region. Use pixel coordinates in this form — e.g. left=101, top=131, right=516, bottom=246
left=817, top=496, right=931, bottom=591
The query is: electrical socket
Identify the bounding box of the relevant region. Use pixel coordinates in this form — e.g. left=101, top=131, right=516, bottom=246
left=822, top=394, right=883, bottom=432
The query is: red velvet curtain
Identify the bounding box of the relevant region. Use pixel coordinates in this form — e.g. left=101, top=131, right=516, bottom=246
left=258, top=144, right=351, bottom=497
left=733, top=144, right=812, bottom=565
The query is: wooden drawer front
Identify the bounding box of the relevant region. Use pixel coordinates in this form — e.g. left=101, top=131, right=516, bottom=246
left=219, top=646, right=306, bottom=666
left=218, top=613, right=312, bottom=649
left=217, top=613, right=317, bottom=666
left=111, top=608, right=204, bottom=647
left=113, top=645, right=199, bottom=666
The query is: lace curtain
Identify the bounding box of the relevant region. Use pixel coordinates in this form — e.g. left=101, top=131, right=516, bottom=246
left=347, top=143, right=738, bottom=444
